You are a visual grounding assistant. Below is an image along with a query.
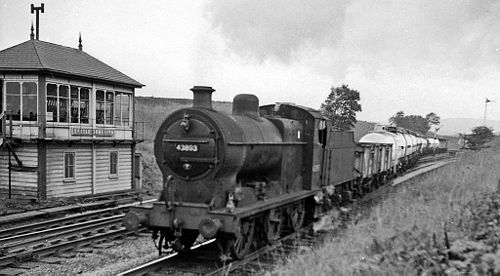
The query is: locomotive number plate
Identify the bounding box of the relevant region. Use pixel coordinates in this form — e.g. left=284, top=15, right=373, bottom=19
left=176, top=144, right=199, bottom=152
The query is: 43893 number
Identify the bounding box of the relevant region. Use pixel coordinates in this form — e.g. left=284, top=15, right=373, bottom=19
left=175, top=144, right=198, bottom=152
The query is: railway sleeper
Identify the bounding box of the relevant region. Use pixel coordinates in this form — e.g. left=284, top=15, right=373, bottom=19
left=50, top=240, right=62, bottom=245
left=81, top=231, right=93, bottom=237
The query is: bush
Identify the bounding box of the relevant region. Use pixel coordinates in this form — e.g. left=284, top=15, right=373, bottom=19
left=467, top=126, right=495, bottom=149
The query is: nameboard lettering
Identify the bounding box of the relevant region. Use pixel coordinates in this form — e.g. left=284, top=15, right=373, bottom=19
left=71, top=128, right=114, bottom=137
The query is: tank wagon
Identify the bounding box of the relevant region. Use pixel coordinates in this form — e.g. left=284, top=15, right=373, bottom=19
left=124, top=86, right=446, bottom=260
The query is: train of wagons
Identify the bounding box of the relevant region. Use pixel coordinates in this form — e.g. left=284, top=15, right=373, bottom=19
left=123, top=86, right=447, bottom=259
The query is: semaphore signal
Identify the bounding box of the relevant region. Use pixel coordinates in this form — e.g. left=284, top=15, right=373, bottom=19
left=483, top=98, right=494, bottom=126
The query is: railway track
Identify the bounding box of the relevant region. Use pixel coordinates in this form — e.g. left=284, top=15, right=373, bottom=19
left=117, top=239, right=218, bottom=276
left=207, top=230, right=325, bottom=276
left=118, top=229, right=325, bottom=276
left=118, top=153, right=458, bottom=275
left=401, top=152, right=456, bottom=174
left=0, top=199, right=155, bottom=270
left=0, top=206, right=124, bottom=239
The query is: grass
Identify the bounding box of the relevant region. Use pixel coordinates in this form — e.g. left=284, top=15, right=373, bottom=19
left=274, top=138, right=500, bottom=275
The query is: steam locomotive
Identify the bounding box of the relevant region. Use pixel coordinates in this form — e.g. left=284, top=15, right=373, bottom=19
left=123, top=86, right=445, bottom=259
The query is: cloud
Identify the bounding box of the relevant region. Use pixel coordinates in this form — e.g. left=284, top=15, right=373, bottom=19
left=204, top=0, right=500, bottom=121
left=206, top=0, right=349, bottom=63
left=206, top=0, right=500, bottom=77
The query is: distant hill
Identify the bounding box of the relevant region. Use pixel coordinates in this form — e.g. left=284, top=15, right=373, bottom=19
left=438, top=118, right=500, bottom=136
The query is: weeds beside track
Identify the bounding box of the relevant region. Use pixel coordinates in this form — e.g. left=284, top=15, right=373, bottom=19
left=275, top=143, right=500, bottom=275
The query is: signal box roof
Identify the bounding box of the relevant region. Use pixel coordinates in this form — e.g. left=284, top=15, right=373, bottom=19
left=0, top=39, right=143, bottom=88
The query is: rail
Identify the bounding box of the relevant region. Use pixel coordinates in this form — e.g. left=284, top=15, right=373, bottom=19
left=0, top=227, right=133, bottom=268
left=117, top=229, right=321, bottom=275
left=117, top=239, right=216, bottom=276
left=0, top=199, right=157, bottom=269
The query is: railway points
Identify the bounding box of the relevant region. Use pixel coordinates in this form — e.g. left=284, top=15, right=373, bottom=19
left=0, top=192, right=143, bottom=226
left=0, top=199, right=156, bottom=274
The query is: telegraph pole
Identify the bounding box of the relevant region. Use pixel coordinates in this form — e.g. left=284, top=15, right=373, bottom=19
left=30, top=3, right=44, bottom=40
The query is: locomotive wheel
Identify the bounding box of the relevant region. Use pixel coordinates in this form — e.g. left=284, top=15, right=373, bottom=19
left=289, top=202, right=305, bottom=231
left=230, top=218, right=255, bottom=259
left=265, top=209, right=284, bottom=243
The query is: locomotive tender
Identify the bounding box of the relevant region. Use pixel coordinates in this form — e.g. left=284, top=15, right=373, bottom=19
left=124, top=86, right=445, bottom=259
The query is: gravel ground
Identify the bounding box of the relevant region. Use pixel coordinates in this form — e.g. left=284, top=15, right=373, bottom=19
left=22, top=235, right=158, bottom=275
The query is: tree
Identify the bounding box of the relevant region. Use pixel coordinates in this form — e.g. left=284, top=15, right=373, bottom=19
left=389, top=111, right=405, bottom=127
left=389, top=111, right=430, bottom=134
left=425, top=112, right=440, bottom=126
left=425, top=112, right=441, bottom=132
left=466, top=126, right=494, bottom=149
left=403, top=115, right=430, bottom=134
left=389, top=111, right=441, bottom=134
left=320, top=85, right=362, bottom=130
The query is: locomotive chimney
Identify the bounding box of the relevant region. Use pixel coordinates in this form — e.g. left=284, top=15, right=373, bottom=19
left=233, top=94, right=261, bottom=120
left=190, top=86, right=215, bottom=109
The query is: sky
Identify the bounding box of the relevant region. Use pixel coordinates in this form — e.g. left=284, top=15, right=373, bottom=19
left=1, top=0, right=499, bottom=123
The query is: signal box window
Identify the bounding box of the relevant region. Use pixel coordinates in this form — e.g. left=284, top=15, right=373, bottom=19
left=96, top=90, right=105, bottom=124
left=69, top=86, right=90, bottom=124
left=106, top=92, right=114, bottom=125
left=122, top=94, right=130, bottom=126
left=97, top=90, right=129, bottom=125
left=114, top=93, right=131, bottom=126
left=96, top=90, right=115, bottom=125
left=22, top=82, right=37, bottom=121
left=80, top=88, right=90, bottom=124
left=47, top=83, right=90, bottom=124
left=64, top=152, right=75, bottom=179
left=59, top=85, right=69, bottom=122
left=70, top=86, right=79, bottom=123
left=6, top=82, right=21, bottom=120
left=109, top=151, right=118, bottom=176
left=6, top=81, right=37, bottom=121
left=47, top=84, right=58, bottom=122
